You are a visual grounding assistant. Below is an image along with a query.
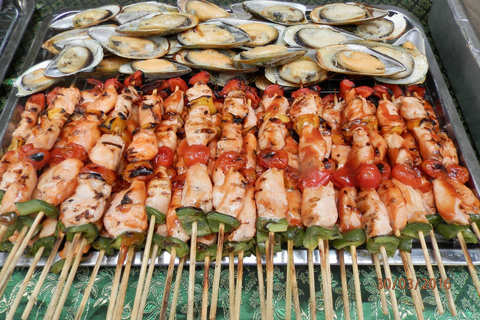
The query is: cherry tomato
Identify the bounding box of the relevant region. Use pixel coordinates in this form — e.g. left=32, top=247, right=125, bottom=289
left=392, top=164, right=421, bottom=189
left=154, top=146, right=174, bottom=168
left=124, top=70, right=143, bottom=87
left=291, top=87, right=317, bottom=99
left=356, top=163, right=382, bottom=190
left=407, top=84, right=426, bottom=99
left=263, top=84, right=284, bottom=98
left=257, top=149, right=288, bottom=169
left=339, top=79, right=355, bottom=100
left=18, top=144, right=50, bottom=170
left=49, top=143, right=88, bottom=165
left=184, top=144, right=210, bottom=167
left=355, top=86, right=374, bottom=98
left=215, top=151, right=246, bottom=172
left=323, top=159, right=336, bottom=172
left=381, top=83, right=403, bottom=98
left=332, top=167, right=357, bottom=189
left=245, top=86, right=261, bottom=109
left=169, top=77, right=189, bottom=92
left=122, top=161, right=154, bottom=183
left=446, top=164, right=470, bottom=184
left=219, top=78, right=247, bottom=96
left=375, top=161, right=391, bottom=180
left=81, top=163, right=116, bottom=185
left=420, top=159, right=447, bottom=180
left=372, top=84, right=392, bottom=100
left=322, top=93, right=335, bottom=104
left=189, top=71, right=210, bottom=85
left=298, top=167, right=332, bottom=191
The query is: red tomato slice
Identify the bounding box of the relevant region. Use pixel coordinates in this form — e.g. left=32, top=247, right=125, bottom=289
left=420, top=159, right=447, bottom=180
left=219, top=78, right=247, bottom=97
left=169, top=77, right=189, bottom=92
left=189, top=71, right=210, bottom=85
left=263, top=84, right=284, bottom=98
left=257, top=149, right=288, bottom=169
left=446, top=164, right=470, bottom=184
left=81, top=163, right=116, bottom=185
left=154, top=146, right=174, bottom=168
left=340, top=79, right=355, bottom=100
left=381, top=83, right=403, bottom=99
left=355, top=86, right=374, bottom=98
left=49, top=143, right=88, bottom=165
left=245, top=86, right=261, bottom=109
left=291, top=87, right=317, bottom=99
left=215, top=151, right=246, bottom=172
left=124, top=70, right=142, bottom=87
left=322, top=93, right=335, bottom=105
left=184, top=144, right=210, bottom=167
left=356, top=163, right=382, bottom=190
left=18, top=144, right=50, bottom=170
left=372, top=84, right=392, bottom=100
left=332, top=167, right=357, bottom=189
left=298, top=167, right=332, bottom=191
left=407, top=84, right=426, bottom=99
left=392, top=164, right=422, bottom=189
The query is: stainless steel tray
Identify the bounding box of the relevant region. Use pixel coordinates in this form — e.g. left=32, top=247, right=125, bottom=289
left=0, top=0, right=35, bottom=85
left=1, top=5, right=479, bottom=268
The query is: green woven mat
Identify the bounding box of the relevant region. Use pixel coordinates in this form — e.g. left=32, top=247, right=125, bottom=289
left=2, top=1, right=480, bottom=319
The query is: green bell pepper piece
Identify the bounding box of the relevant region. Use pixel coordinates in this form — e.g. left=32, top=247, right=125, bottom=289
left=3, top=220, right=22, bottom=241
left=28, top=236, right=56, bottom=257
left=65, top=224, right=98, bottom=244
left=282, top=226, right=304, bottom=247
left=426, top=214, right=443, bottom=228
left=18, top=216, right=42, bottom=238
left=51, top=259, right=71, bottom=274
left=397, top=235, right=413, bottom=253
left=146, top=206, right=166, bottom=224
left=177, top=207, right=212, bottom=237
left=366, top=236, right=400, bottom=257
left=224, top=240, right=254, bottom=255
left=256, top=217, right=288, bottom=233
left=152, top=233, right=165, bottom=248
left=92, top=237, right=115, bottom=256
left=435, top=223, right=478, bottom=244
left=163, top=236, right=189, bottom=258
left=112, top=232, right=145, bottom=250
left=0, top=212, right=17, bottom=226
left=332, top=228, right=366, bottom=250
left=207, top=211, right=240, bottom=233
left=256, top=231, right=281, bottom=255
left=303, top=225, right=342, bottom=251
left=0, top=189, right=5, bottom=204
left=196, top=243, right=217, bottom=261
left=0, top=241, right=13, bottom=252
left=56, top=221, right=66, bottom=237
left=401, top=223, right=432, bottom=239
left=15, top=199, right=59, bottom=218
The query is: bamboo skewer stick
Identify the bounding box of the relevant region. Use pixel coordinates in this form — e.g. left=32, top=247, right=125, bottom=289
left=6, top=246, right=44, bottom=320
left=350, top=246, right=364, bottom=320
left=285, top=241, right=293, bottom=320
left=255, top=247, right=267, bottom=320
left=291, top=259, right=301, bottom=320
left=0, top=211, right=44, bottom=295
left=201, top=255, right=211, bottom=320
left=52, top=237, right=88, bottom=320
left=22, top=233, right=64, bottom=320
left=187, top=221, right=198, bottom=320
left=457, top=232, right=480, bottom=297
left=380, top=246, right=400, bottom=320
left=113, top=246, right=135, bottom=320
left=471, top=223, right=480, bottom=241
left=0, top=225, right=28, bottom=280
left=131, top=216, right=156, bottom=320
left=307, top=249, right=317, bottom=320
left=429, top=230, right=457, bottom=316
left=418, top=230, right=444, bottom=314
left=169, top=257, right=185, bottom=320
left=106, top=246, right=128, bottom=320
left=339, top=249, right=351, bottom=320
left=399, top=249, right=424, bottom=319
left=234, top=250, right=244, bottom=320
left=44, top=233, right=81, bottom=320
left=372, top=254, right=388, bottom=315
left=229, top=252, right=235, bottom=319
left=209, top=222, right=225, bottom=320
left=75, top=249, right=105, bottom=320
left=319, top=239, right=333, bottom=320
left=138, top=244, right=160, bottom=320
left=406, top=252, right=425, bottom=311
left=266, top=232, right=274, bottom=320
left=159, top=247, right=177, bottom=320
left=0, top=225, right=7, bottom=243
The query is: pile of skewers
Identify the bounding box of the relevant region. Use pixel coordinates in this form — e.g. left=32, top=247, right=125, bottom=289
left=1, top=70, right=480, bottom=320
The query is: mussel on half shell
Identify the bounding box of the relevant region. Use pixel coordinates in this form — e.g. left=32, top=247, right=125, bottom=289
left=265, top=55, right=329, bottom=87
left=14, top=60, right=62, bottom=97
left=310, top=2, right=388, bottom=25
left=177, top=21, right=251, bottom=48
left=119, top=59, right=192, bottom=78
left=116, top=12, right=199, bottom=37
left=174, top=48, right=258, bottom=73
left=284, top=24, right=362, bottom=49
left=49, top=5, right=121, bottom=30
left=178, top=0, right=230, bottom=22
left=243, top=1, right=307, bottom=26
left=233, top=45, right=306, bottom=67
left=350, top=11, right=407, bottom=41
